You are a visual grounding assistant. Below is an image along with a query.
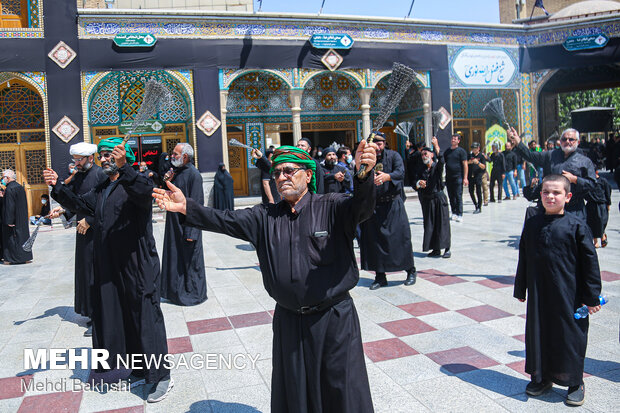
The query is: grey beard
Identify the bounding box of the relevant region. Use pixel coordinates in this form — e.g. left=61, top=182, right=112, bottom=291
left=423, top=158, right=432, bottom=165
left=102, top=163, right=119, bottom=176
left=562, top=145, right=577, bottom=155
left=171, top=158, right=183, bottom=167
left=78, top=162, right=93, bottom=172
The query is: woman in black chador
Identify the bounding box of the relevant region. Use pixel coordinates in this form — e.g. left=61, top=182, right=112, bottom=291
left=213, top=163, right=234, bottom=211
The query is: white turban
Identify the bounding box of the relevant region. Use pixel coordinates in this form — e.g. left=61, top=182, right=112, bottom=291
left=70, top=142, right=98, bottom=156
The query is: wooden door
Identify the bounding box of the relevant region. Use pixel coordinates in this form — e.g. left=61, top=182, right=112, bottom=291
left=0, top=1, right=27, bottom=28
left=227, top=132, right=248, bottom=196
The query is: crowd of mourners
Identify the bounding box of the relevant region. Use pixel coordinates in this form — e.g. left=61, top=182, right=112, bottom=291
left=0, top=126, right=616, bottom=409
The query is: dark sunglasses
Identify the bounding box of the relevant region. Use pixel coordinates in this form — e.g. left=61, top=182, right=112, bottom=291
left=560, top=137, right=578, bottom=143
left=271, top=166, right=306, bottom=179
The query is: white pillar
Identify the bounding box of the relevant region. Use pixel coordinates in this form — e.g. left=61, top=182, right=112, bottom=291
left=421, top=88, right=432, bottom=147
left=289, top=89, right=304, bottom=144
left=358, top=88, right=373, bottom=139
left=219, top=90, right=229, bottom=168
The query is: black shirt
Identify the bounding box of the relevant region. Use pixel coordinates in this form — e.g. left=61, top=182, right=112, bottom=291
left=468, top=152, right=486, bottom=179
left=489, top=152, right=506, bottom=174
left=444, top=147, right=468, bottom=179
left=183, top=173, right=376, bottom=311
left=256, top=156, right=281, bottom=204
left=503, top=149, right=518, bottom=171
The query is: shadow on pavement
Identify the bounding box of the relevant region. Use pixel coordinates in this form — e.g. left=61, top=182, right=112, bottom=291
left=190, top=400, right=262, bottom=412
left=13, top=305, right=81, bottom=326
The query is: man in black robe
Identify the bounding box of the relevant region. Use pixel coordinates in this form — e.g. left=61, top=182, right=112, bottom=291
left=153, top=141, right=378, bottom=413
left=321, top=147, right=352, bottom=194
left=509, top=127, right=596, bottom=220
left=360, top=132, right=416, bottom=290
left=1, top=169, right=32, bottom=265
left=586, top=171, right=612, bottom=248
left=160, top=142, right=207, bottom=306
left=51, top=142, right=106, bottom=333
left=296, top=137, right=325, bottom=194
left=488, top=143, right=506, bottom=203
left=45, top=138, right=172, bottom=403
left=514, top=174, right=601, bottom=406
left=412, top=137, right=451, bottom=258
left=213, top=163, right=234, bottom=210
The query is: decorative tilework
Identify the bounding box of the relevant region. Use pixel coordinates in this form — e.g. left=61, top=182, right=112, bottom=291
left=222, top=69, right=294, bottom=90
left=452, top=89, right=518, bottom=128
left=301, top=73, right=361, bottom=114
left=52, top=116, right=80, bottom=143
left=196, top=110, right=221, bottom=136
left=47, top=41, right=76, bottom=69
left=520, top=73, right=533, bottom=136
left=89, top=80, right=120, bottom=125
left=245, top=122, right=265, bottom=169
left=0, top=84, right=44, bottom=130
left=227, top=71, right=290, bottom=115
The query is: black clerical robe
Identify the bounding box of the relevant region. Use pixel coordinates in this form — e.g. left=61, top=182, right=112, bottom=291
left=1, top=181, right=32, bottom=264
left=182, top=173, right=376, bottom=413
left=586, top=177, right=612, bottom=238
left=413, top=155, right=451, bottom=252
left=514, top=213, right=601, bottom=387
left=515, top=143, right=596, bottom=219
left=64, top=165, right=107, bottom=317
left=161, top=163, right=207, bottom=306
left=52, top=164, right=168, bottom=384
left=360, top=149, right=414, bottom=273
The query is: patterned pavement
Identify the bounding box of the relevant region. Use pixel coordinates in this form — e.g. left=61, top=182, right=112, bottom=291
left=0, top=190, right=619, bottom=413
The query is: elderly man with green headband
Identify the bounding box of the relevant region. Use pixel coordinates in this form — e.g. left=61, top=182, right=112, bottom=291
left=44, top=138, right=173, bottom=403
left=154, top=139, right=378, bottom=413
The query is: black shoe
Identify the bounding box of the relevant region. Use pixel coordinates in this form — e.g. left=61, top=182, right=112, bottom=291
left=404, top=269, right=417, bottom=286
left=525, top=380, right=552, bottom=396
left=565, top=384, right=585, bottom=406
left=490, top=199, right=496, bottom=203
left=370, top=279, right=388, bottom=290
left=442, top=250, right=451, bottom=259
left=83, top=325, right=92, bottom=337
left=498, top=199, right=502, bottom=203
left=504, top=196, right=511, bottom=200
left=427, top=250, right=441, bottom=257
left=473, top=208, right=481, bottom=214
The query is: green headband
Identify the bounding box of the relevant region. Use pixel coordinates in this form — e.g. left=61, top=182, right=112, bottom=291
left=270, top=145, right=317, bottom=193
left=97, top=137, right=136, bottom=165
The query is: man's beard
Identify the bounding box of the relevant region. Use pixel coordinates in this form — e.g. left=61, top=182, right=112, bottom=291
left=562, top=145, right=577, bottom=155
left=102, top=161, right=119, bottom=176
left=423, top=158, right=432, bottom=165
left=325, top=159, right=336, bottom=167
left=76, top=162, right=92, bottom=172
left=171, top=157, right=183, bottom=168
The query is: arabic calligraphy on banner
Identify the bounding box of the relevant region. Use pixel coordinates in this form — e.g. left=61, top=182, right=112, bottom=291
left=448, top=47, right=519, bottom=89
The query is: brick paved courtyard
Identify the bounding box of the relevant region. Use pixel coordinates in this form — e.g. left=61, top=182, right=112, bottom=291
left=0, top=189, right=618, bottom=412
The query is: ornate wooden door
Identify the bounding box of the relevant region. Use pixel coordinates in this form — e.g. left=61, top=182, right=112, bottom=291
left=0, top=1, right=27, bottom=28
left=227, top=131, right=248, bottom=196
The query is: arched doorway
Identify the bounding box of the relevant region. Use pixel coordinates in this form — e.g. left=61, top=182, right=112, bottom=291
left=370, top=75, right=425, bottom=153
left=300, top=72, right=361, bottom=151
left=0, top=78, right=47, bottom=216
left=536, top=64, right=620, bottom=140
left=226, top=70, right=292, bottom=196
left=87, top=70, right=194, bottom=175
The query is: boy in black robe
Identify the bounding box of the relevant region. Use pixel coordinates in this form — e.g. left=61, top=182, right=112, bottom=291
left=45, top=138, right=172, bottom=403
left=514, top=174, right=602, bottom=406
left=412, top=137, right=451, bottom=258
left=154, top=141, right=378, bottom=413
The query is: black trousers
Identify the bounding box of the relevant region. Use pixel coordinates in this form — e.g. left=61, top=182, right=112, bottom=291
left=445, top=177, right=463, bottom=216
left=468, top=175, right=483, bottom=209
left=489, top=172, right=503, bottom=202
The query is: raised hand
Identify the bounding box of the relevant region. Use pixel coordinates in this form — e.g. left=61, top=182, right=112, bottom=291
left=508, top=127, right=521, bottom=146
left=152, top=181, right=187, bottom=214
left=355, top=139, right=377, bottom=173
left=43, top=168, right=59, bottom=186
left=251, top=148, right=263, bottom=159
left=49, top=206, right=65, bottom=219
left=112, top=144, right=127, bottom=168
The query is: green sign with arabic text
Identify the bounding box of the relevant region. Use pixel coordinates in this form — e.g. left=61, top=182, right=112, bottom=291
left=113, top=33, right=157, bottom=48
left=563, top=34, right=608, bottom=51
left=119, top=120, right=164, bottom=134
